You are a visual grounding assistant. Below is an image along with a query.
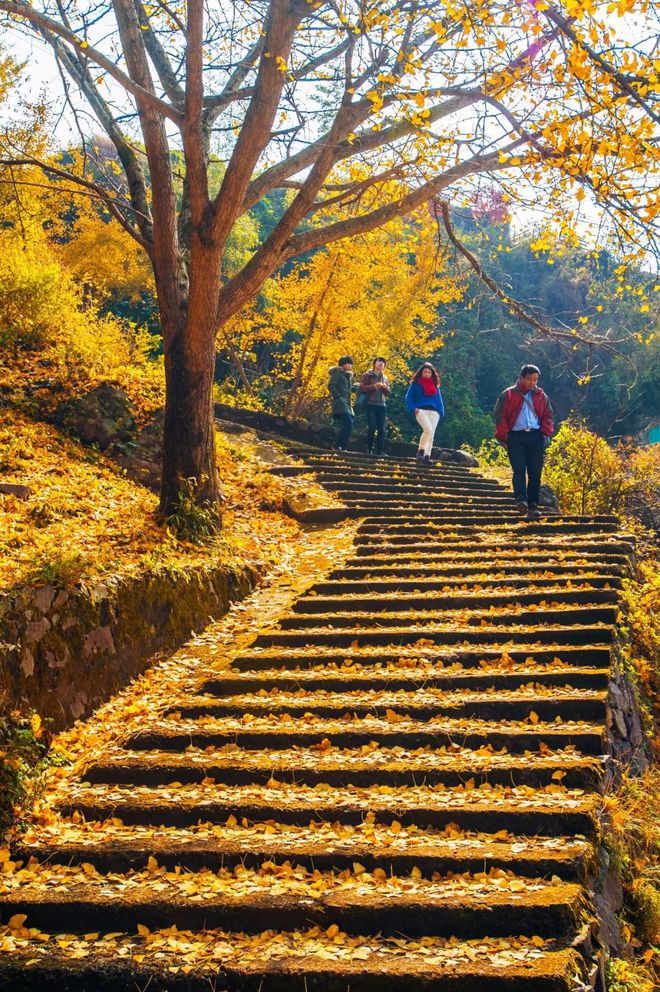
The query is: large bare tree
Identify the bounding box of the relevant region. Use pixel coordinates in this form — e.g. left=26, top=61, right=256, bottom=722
left=0, top=0, right=658, bottom=515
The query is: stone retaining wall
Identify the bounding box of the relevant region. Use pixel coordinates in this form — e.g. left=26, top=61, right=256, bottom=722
left=0, top=563, right=258, bottom=731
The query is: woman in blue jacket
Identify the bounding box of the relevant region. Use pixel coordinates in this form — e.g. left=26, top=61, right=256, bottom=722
left=405, top=362, right=445, bottom=464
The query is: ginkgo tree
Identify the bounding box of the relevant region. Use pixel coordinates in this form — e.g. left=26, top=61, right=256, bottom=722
left=0, top=0, right=658, bottom=517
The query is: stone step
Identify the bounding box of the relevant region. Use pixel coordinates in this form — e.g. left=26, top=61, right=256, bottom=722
left=356, top=516, right=619, bottom=531
left=325, top=484, right=514, bottom=501
left=349, top=513, right=531, bottom=526
left=230, top=643, right=612, bottom=671
left=124, top=714, right=605, bottom=755
left=254, top=624, right=614, bottom=649
left=54, top=780, right=600, bottom=835
left=352, top=522, right=623, bottom=539
left=16, top=820, right=595, bottom=881
left=312, top=467, right=505, bottom=484
left=293, top=588, right=619, bottom=613
left=170, top=687, right=607, bottom=724
left=301, top=454, right=478, bottom=473
left=306, top=473, right=495, bottom=489
left=333, top=483, right=509, bottom=499
left=351, top=538, right=634, bottom=557
left=274, top=604, right=619, bottom=632
left=353, top=509, right=526, bottom=523
left=82, top=744, right=602, bottom=791
left=311, top=576, right=622, bottom=594
left=0, top=866, right=586, bottom=940
left=333, top=562, right=628, bottom=580
left=0, top=931, right=592, bottom=992
left=203, top=664, right=611, bottom=694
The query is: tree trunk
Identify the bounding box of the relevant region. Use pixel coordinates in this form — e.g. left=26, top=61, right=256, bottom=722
left=160, top=307, right=220, bottom=518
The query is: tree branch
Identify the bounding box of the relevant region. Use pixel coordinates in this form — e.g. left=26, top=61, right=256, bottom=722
left=216, top=145, right=522, bottom=325
left=208, top=0, right=304, bottom=247
left=437, top=200, right=632, bottom=353
left=43, top=26, right=154, bottom=245
left=0, top=0, right=182, bottom=124
left=0, top=157, right=151, bottom=249
left=543, top=4, right=660, bottom=127
left=133, top=0, right=185, bottom=105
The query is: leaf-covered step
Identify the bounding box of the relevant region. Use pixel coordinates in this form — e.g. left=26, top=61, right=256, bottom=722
left=17, top=816, right=595, bottom=882
left=203, top=663, right=611, bottom=695
left=82, top=742, right=601, bottom=791
left=302, top=455, right=479, bottom=474
left=254, top=623, right=615, bottom=649
left=123, top=713, right=605, bottom=755
left=52, top=780, right=599, bottom=835
left=310, top=576, right=622, bottom=594
left=0, top=861, right=587, bottom=941
left=357, top=513, right=620, bottom=529
left=332, top=559, right=626, bottom=593
left=292, top=588, right=619, bottom=613
left=229, top=643, right=613, bottom=671
left=351, top=511, right=525, bottom=525
left=276, top=610, right=618, bottom=638
left=353, top=524, right=625, bottom=544
left=308, top=474, right=496, bottom=493
left=325, top=486, right=514, bottom=503
left=170, top=687, right=607, bottom=723
left=0, top=924, right=592, bottom=992
left=18, top=819, right=595, bottom=884
left=350, top=537, right=634, bottom=558
left=347, top=500, right=518, bottom=514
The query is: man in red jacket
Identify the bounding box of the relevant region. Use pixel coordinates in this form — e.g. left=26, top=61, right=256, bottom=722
left=493, top=364, right=554, bottom=520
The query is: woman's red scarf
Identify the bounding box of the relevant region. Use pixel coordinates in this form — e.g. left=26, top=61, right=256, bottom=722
left=419, top=376, right=438, bottom=396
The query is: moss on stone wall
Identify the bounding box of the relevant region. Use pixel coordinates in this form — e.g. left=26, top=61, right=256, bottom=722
left=0, top=562, right=259, bottom=732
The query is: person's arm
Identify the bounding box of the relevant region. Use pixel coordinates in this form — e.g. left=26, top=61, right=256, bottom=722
left=493, top=390, right=509, bottom=442
left=359, top=373, right=373, bottom=393
left=405, top=384, right=417, bottom=413
left=436, top=390, right=445, bottom=418
left=540, top=392, right=554, bottom=436
left=381, top=376, right=391, bottom=396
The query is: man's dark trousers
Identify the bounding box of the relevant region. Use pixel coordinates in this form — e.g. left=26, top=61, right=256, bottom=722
left=333, top=412, right=354, bottom=449
left=507, top=429, right=544, bottom=504
left=366, top=405, right=387, bottom=454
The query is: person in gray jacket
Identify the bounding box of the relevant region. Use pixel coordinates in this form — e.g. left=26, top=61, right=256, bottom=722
left=328, top=356, right=355, bottom=450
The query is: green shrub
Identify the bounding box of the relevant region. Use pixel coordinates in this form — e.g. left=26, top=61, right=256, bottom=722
left=606, top=957, right=657, bottom=992
left=0, top=710, right=50, bottom=839
left=165, top=477, right=222, bottom=543
left=25, top=551, right=90, bottom=587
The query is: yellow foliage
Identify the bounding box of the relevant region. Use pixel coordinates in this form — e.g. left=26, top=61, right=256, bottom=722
left=222, top=214, right=464, bottom=416
left=53, top=206, right=153, bottom=299
left=0, top=230, right=163, bottom=420
left=0, top=411, right=301, bottom=593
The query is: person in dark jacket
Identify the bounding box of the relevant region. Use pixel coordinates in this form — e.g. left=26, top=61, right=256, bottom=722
left=494, top=364, right=554, bottom=519
left=328, top=356, right=355, bottom=450
left=359, top=357, right=391, bottom=456
left=405, top=362, right=445, bottom=465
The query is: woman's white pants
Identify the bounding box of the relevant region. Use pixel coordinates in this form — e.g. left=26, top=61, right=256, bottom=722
left=415, top=409, right=440, bottom=456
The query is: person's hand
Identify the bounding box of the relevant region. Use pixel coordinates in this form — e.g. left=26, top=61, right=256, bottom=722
left=414, top=408, right=420, bottom=414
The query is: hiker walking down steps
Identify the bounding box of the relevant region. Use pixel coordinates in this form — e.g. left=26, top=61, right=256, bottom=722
left=405, top=362, right=445, bottom=465
left=494, top=363, right=554, bottom=520
left=359, top=357, right=391, bottom=456
left=328, top=356, right=355, bottom=450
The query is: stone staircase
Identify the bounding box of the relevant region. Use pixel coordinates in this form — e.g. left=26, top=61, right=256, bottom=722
left=0, top=448, right=634, bottom=990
